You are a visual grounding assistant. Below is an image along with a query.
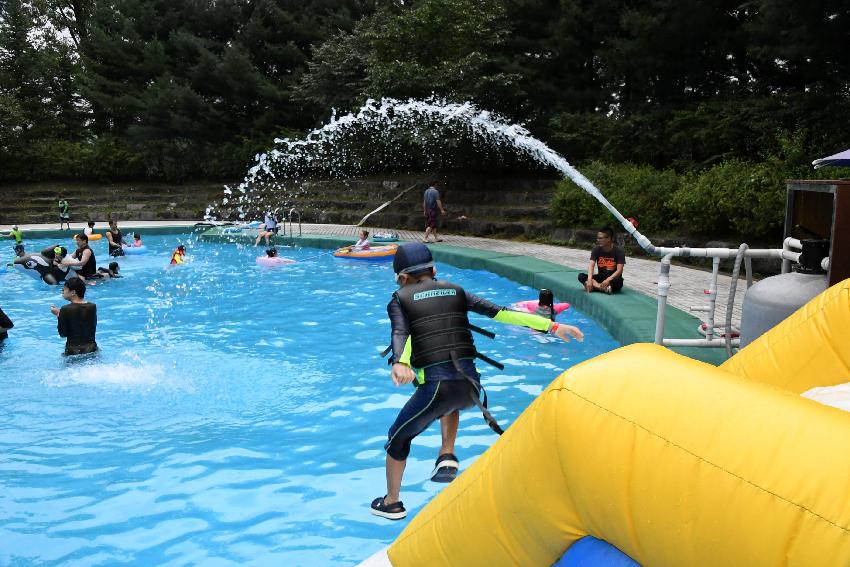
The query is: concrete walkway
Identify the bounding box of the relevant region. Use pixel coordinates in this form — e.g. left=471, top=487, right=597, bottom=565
left=2, top=219, right=750, bottom=327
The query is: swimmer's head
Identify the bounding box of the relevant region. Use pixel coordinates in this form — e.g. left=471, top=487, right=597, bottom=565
left=176, top=245, right=186, bottom=252
left=393, top=243, right=434, bottom=283
left=538, top=288, right=554, bottom=307
left=87, top=221, right=95, bottom=228
left=53, top=246, right=67, bottom=258
left=75, top=233, right=88, bottom=243
left=63, top=277, right=87, bottom=298
left=266, top=248, right=278, bottom=257
left=109, top=261, right=119, bottom=272
left=133, top=233, right=141, bottom=239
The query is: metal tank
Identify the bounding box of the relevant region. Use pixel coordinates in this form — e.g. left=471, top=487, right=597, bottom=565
left=739, top=239, right=830, bottom=347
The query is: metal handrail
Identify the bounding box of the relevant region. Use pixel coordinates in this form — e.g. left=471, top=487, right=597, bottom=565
left=288, top=208, right=302, bottom=238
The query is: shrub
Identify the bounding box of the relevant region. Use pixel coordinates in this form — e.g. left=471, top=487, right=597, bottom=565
left=551, top=161, right=681, bottom=234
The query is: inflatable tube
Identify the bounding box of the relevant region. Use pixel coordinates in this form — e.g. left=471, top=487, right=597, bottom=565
left=333, top=244, right=397, bottom=261
left=553, top=537, right=638, bottom=567
left=381, top=280, right=850, bottom=567
left=13, top=253, right=71, bottom=284
left=122, top=245, right=148, bottom=255
left=512, top=299, right=570, bottom=315
left=79, top=233, right=103, bottom=241
left=373, top=232, right=399, bottom=242
left=256, top=256, right=296, bottom=267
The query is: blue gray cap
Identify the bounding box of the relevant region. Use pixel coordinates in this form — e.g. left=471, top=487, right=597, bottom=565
left=393, top=243, right=434, bottom=275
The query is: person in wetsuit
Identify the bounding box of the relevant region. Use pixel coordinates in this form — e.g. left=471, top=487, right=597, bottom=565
left=50, top=277, right=98, bottom=356
left=106, top=220, right=124, bottom=257
left=0, top=306, right=13, bottom=341
left=370, top=243, right=584, bottom=520
left=62, top=233, right=97, bottom=279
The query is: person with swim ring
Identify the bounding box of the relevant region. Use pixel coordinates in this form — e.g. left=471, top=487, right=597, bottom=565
left=370, top=243, right=584, bottom=520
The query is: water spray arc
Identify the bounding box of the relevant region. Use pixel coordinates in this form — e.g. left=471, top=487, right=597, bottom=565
left=212, top=98, right=820, bottom=356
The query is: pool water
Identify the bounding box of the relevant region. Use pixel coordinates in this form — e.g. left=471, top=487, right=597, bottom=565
left=0, top=233, right=619, bottom=566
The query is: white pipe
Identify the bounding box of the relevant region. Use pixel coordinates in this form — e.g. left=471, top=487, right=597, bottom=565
left=654, top=254, right=674, bottom=345
left=782, top=237, right=802, bottom=273
left=781, top=250, right=801, bottom=263
left=784, top=237, right=803, bottom=250
left=663, top=338, right=741, bottom=348
left=725, top=244, right=748, bottom=358
left=702, top=257, right=721, bottom=341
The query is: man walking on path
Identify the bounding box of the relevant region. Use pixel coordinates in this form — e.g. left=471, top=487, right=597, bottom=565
left=58, top=198, right=71, bottom=230
left=422, top=181, right=446, bottom=243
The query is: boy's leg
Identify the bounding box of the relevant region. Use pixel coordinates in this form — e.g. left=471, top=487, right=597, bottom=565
left=384, top=455, right=407, bottom=504
left=439, top=411, right=460, bottom=455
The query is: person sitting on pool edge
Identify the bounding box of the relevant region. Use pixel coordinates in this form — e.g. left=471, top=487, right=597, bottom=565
left=254, top=210, right=279, bottom=247
left=170, top=244, right=186, bottom=265
left=371, top=242, right=584, bottom=520
left=578, top=226, right=625, bottom=295
left=50, top=277, right=98, bottom=356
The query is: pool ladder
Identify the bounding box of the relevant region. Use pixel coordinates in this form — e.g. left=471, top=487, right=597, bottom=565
left=286, top=208, right=302, bottom=238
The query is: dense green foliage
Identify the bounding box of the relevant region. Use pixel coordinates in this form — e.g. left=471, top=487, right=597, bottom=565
left=553, top=148, right=844, bottom=242
left=1, top=0, right=848, bottom=190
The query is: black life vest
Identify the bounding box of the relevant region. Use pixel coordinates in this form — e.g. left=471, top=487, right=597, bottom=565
left=394, top=280, right=477, bottom=369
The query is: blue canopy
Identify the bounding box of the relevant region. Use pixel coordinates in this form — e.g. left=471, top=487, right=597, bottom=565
left=812, top=148, right=850, bottom=169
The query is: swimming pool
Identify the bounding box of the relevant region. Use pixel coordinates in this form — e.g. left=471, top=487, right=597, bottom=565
left=0, top=232, right=619, bottom=566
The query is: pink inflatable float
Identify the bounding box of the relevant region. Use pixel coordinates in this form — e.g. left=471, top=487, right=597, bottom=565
left=512, top=300, right=570, bottom=315
left=256, top=256, right=296, bottom=267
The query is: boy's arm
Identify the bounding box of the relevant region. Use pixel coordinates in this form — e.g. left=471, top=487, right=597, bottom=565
left=387, top=297, right=417, bottom=385
left=387, top=297, right=412, bottom=364
left=466, top=292, right=583, bottom=341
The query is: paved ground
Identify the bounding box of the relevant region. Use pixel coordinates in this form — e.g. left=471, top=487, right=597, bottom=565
left=3, top=219, right=756, bottom=327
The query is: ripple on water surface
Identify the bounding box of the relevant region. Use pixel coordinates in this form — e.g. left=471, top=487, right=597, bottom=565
left=0, top=234, right=618, bottom=565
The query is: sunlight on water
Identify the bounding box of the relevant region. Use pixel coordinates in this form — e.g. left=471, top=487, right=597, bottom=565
left=0, top=233, right=619, bottom=565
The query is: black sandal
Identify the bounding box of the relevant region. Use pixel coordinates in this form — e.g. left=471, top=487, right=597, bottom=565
left=370, top=496, right=407, bottom=520
left=430, top=453, right=459, bottom=483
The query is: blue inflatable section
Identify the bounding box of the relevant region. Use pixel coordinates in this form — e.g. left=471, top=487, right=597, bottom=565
left=553, top=536, right=640, bottom=567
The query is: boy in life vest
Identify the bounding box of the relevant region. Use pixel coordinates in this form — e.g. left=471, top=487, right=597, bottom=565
left=371, top=243, right=584, bottom=520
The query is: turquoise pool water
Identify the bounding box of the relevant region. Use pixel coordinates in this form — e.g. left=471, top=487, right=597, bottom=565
left=0, top=233, right=619, bottom=566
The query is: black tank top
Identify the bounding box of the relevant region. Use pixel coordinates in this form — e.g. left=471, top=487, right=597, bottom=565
left=73, top=245, right=96, bottom=277
left=108, top=228, right=123, bottom=253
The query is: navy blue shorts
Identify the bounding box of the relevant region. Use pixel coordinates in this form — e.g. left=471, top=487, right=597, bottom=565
left=385, top=379, right=477, bottom=461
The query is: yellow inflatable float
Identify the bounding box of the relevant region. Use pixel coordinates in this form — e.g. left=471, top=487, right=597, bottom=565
left=369, top=279, right=850, bottom=566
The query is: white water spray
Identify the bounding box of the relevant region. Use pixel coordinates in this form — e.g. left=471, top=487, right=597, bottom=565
left=207, top=98, right=645, bottom=248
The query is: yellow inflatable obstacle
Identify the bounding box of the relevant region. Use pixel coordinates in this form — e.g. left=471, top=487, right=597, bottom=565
left=384, top=279, right=850, bottom=566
